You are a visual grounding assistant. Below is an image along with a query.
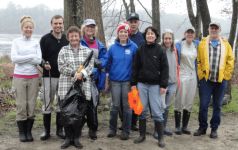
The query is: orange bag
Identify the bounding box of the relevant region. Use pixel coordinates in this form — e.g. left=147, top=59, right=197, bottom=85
left=128, top=88, right=143, bottom=115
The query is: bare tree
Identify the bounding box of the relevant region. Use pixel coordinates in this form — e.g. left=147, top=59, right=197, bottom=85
left=152, top=0, right=161, bottom=41
left=186, top=0, right=202, bottom=39
left=122, top=0, right=130, bottom=19
left=228, top=0, right=238, bottom=48
left=64, top=0, right=84, bottom=30
left=83, top=0, right=105, bottom=44
left=64, top=0, right=106, bottom=44
left=130, top=0, right=135, bottom=13
left=197, top=0, right=211, bottom=36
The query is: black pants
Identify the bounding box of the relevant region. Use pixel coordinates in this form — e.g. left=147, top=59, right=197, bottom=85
left=80, top=99, right=98, bottom=132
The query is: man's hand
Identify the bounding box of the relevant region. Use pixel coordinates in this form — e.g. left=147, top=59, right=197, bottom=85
left=160, top=88, right=167, bottom=95
left=44, top=64, right=51, bottom=70
left=131, top=85, right=137, bottom=90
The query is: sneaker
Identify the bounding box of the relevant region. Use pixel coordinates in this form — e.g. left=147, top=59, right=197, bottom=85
left=107, top=130, right=116, bottom=138
left=120, top=132, right=129, bottom=140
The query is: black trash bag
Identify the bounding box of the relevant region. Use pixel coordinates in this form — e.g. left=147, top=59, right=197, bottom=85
left=60, top=81, right=88, bottom=127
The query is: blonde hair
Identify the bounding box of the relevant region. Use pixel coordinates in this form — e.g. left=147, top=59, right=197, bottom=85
left=80, top=24, right=98, bottom=38
left=20, top=16, right=35, bottom=29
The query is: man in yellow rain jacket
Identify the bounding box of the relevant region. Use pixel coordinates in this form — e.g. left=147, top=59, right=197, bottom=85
left=194, top=22, right=234, bottom=139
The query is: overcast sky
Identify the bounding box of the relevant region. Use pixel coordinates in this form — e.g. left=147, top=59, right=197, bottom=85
left=0, top=0, right=230, bottom=18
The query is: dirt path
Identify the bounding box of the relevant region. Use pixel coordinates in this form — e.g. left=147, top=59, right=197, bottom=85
left=0, top=113, right=238, bottom=150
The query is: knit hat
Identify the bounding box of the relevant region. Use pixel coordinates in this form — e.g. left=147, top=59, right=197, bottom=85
left=117, top=23, right=131, bottom=34
left=20, top=16, right=34, bottom=29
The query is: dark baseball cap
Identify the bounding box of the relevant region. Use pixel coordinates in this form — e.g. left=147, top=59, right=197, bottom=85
left=127, top=13, right=139, bottom=21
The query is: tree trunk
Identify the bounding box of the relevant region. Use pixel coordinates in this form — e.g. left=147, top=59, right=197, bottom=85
left=235, top=30, right=238, bottom=60
left=228, top=0, right=238, bottom=47
left=83, top=0, right=105, bottom=44
left=186, top=0, right=202, bottom=39
left=197, top=0, right=211, bottom=36
left=122, top=0, right=130, bottom=19
left=152, top=0, right=161, bottom=42
left=225, top=0, right=238, bottom=104
left=130, top=0, right=135, bottom=13
left=64, top=0, right=84, bottom=30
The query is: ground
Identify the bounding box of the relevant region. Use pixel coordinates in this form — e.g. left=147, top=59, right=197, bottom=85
left=0, top=112, right=238, bottom=150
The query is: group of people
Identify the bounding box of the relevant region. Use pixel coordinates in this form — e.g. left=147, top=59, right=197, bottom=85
left=11, top=12, right=234, bottom=149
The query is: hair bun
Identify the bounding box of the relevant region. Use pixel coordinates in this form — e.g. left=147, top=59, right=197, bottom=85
left=20, top=16, right=32, bottom=23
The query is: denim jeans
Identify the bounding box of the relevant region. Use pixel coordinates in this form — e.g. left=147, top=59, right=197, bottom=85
left=164, top=83, right=176, bottom=110
left=137, top=82, right=164, bottom=122
left=198, top=79, right=227, bottom=130
left=109, top=81, right=132, bottom=134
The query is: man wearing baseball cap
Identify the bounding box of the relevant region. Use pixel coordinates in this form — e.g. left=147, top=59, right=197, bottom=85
left=194, top=22, right=234, bottom=138
left=124, top=12, right=145, bottom=131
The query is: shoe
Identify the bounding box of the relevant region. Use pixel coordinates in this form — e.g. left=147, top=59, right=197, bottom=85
left=40, top=114, right=51, bottom=141
left=88, top=129, right=97, bottom=140
left=26, top=119, right=34, bottom=142
left=210, top=130, right=218, bottom=139
left=193, top=128, right=206, bottom=136
left=164, top=128, right=173, bottom=136
left=17, top=120, right=27, bottom=142
left=120, top=132, right=129, bottom=140
left=107, top=130, right=116, bottom=138
left=61, top=127, right=71, bottom=149
left=134, top=119, right=146, bottom=144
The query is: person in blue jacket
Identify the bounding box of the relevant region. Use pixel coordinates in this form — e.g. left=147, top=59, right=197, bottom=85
left=80, top=19, right=107, bottom=140
left=104, top=23, right=138, bottom=140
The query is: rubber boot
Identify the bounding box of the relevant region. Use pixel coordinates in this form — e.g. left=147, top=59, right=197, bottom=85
left=40, top=114, right=51, bottom=140
left=134, top=119, right=146, bottom=144
left=155, top=121, right=165, bottom=148
left=73, top=122, right=83, bottom=149
left=174, top=111, right=182, bottom=135
left=17, top=120, right=27, bottom=142
left=26, top=119, right=34, bottom=142
left=182, top=109, right=191, bottom=135
left=61, top=127, right=71, bottom=149
left=56, top=112, right=65, bottom=139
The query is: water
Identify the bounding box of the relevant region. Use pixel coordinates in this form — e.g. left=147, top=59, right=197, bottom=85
left=0, top=34, right=42, bottom=57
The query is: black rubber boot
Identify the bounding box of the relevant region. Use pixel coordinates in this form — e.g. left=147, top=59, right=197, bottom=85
left=88, top=129, right=97, bottom=140
left=40, top=114, right=51, bottom=140
left=17, top=120, right=27, bottom=142
left=174, top=111, right=182, bottom=135
left=26, top=119, right=34, bottom=142
left=61, top=127, right=71, bottom=149
left=155, top=121, right=165, bottom=148
left=154, top=110, right=172, bottom=139
left=56, top=112, right=65, bottom=139
left=73, top=123, right=83, bottom=149
left=131, top=112, right=138, bottom=131
left=182, top=109, right=191, bottom=135
left=134, top=119, right=146, bottom=144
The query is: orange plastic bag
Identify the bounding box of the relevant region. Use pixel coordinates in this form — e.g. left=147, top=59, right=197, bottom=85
left=128, top=88, right=143, bottom=115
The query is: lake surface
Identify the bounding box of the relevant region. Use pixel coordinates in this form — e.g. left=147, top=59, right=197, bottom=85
left=0, top=34, right=42, bottom=57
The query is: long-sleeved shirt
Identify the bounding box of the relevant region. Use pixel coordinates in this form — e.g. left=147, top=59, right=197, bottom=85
left=11, top=36, right=42, bottom=76
left=58, top=44, right=94, bottom=101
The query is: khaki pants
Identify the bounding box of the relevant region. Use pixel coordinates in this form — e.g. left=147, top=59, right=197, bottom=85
left=13, top=77, right=39, bottom=121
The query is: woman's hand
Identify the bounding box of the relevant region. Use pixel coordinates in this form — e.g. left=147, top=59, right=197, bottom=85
left=75, top=72, right=83, bottom=80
